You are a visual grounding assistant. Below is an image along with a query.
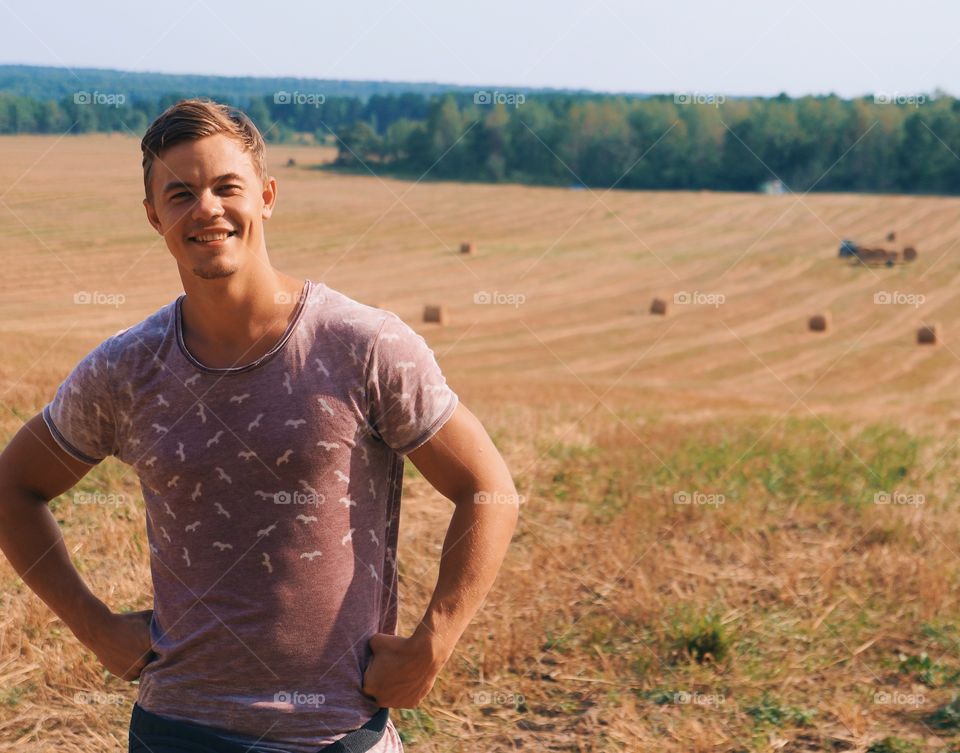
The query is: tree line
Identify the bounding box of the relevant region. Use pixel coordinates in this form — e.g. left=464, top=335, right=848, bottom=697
left=2, top=87, right=959, bottom=194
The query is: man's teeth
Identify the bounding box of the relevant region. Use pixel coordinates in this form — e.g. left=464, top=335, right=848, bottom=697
left=193, top=232, right=233, bottom=242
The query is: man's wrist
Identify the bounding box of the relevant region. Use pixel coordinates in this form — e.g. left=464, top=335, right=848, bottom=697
left=410, top=622, right=456, bottom=670
left=68, top=594, right=112, bottom=647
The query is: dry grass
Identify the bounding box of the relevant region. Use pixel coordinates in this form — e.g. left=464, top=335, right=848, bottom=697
left=2, top=135, right=960, bottom=751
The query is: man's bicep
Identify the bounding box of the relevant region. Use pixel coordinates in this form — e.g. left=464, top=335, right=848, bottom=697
left=0, top=413, right=97, bottom=502
left=407, top=402, right=511, bottom=504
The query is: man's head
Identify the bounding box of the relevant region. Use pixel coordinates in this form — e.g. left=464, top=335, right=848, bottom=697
left=141, top=98, right=277, bottom=281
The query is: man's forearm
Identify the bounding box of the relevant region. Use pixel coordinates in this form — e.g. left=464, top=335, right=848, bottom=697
left=412, top=488, right=519, bottom=663
left=0, top=490, right=110, bottom=646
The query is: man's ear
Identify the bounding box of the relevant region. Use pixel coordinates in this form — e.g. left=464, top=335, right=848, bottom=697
left=261, top=176, right=278, bottom=221
left=143, top=198, right=163, bottom=235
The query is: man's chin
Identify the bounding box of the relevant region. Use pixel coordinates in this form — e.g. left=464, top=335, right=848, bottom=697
left=191, top=263, right=239, bottom=281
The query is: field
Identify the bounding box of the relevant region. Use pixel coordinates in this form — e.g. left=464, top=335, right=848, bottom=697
left=2, top=133, right=960, bottom=752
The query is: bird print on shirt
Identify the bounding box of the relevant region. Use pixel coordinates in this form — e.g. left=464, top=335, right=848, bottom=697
left=111, top=298, right=445, bottom=589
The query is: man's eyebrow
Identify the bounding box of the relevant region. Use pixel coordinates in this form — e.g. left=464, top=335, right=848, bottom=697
left=161, top=173, right=247, bottom=194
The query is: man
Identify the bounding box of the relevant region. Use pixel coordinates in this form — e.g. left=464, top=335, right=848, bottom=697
left=0, top=98, right=519, bottom=753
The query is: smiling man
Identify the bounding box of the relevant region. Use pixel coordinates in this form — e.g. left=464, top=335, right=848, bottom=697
left=0, top=98, right=520, bottom=753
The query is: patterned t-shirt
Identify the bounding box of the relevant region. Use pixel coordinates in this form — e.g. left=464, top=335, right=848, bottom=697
left=42, top=279, right=458, bottom=752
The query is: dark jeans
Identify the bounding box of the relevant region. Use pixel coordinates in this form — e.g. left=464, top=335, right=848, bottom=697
left=128, top=702, right=389, bottom=753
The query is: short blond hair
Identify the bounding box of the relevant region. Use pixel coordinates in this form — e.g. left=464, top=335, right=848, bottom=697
left=141, top=97, right=268, bottom=201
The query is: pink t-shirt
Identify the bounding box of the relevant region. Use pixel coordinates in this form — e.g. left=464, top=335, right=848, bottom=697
left=43, top=279, right=458, bottom=752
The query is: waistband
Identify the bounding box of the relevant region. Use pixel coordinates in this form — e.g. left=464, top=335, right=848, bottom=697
left=129, top=702, right=390, bottom=753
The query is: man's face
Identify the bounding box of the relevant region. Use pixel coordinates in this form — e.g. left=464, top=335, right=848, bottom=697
left=143, top=133, right=277, bottom=281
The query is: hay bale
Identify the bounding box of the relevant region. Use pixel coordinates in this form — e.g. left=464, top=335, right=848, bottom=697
left=650, top=297, right=668, bottom=316
left=808, top=313, right=831, bottom=332
left=917, top=323, right=940, bottom=345
left=459, top=241, right=475, bottom=255
left=886, top=231, right=896, bottom=242
left=423, top=304, right=448, bottom=325
left=903, top=246, right=918, bottom=262
left=286, top=157, right=297, bottom=167
left=885, top=250, right=899, bottom=267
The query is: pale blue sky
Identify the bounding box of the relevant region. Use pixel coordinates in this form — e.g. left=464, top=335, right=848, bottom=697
left=1, top=0, right=956, bottom=97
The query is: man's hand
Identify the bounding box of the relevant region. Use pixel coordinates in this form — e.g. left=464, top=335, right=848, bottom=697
left=83, top=608, right=156, bottom=681
left=361, top=632, right=448, bottom=708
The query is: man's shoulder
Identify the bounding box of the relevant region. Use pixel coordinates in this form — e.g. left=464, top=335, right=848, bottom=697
left=309, top=283, right=398, bottom=344
left=101, top=298, right=178, bottom=369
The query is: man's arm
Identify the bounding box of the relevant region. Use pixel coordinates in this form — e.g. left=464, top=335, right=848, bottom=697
left=0, top=413, right=154, bottom=680
left=362, top=401, right=520, bottom=708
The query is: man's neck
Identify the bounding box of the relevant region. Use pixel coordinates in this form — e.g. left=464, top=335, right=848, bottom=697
left=179, top=266, right=306, bottom=368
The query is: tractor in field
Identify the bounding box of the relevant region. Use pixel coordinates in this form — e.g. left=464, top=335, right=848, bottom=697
left=838, top=238, right=917, bottom=267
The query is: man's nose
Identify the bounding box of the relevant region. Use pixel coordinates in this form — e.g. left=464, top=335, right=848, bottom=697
left=191, top=189, right=224, bottom=220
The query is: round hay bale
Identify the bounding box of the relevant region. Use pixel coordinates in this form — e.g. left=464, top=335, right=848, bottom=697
left=808, top=313, right=831, bottom=332
left=885, top=250, right=899, bottom=267
left=459, top=241, right=475, bottom=255
left=286, top=157, right=297, bottom=167
left=423, top=304, right=449, bottom=325
left=886, top=231, right=896, bottom=242
left=903, top=246, right=918, bottom=262
left=917, top=323, right=940, bottom=345
left=650, top=297, right=668, bottom=316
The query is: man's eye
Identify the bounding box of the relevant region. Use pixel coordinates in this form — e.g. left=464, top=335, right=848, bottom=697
left=221, top=185, right=241, bottom=192
left=172, top=192, right=191, bottom=200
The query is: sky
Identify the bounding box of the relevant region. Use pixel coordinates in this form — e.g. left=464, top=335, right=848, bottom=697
left=1, top=0, right=957, bottom=98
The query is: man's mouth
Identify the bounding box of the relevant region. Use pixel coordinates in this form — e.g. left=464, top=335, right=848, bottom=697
left=188, top=230, right=238, bottom=245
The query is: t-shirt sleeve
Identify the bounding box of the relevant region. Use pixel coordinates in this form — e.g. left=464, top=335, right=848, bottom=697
left=366, top=313, right=459, bottom=456
left=42, top=338, right=118, bottom=465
